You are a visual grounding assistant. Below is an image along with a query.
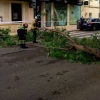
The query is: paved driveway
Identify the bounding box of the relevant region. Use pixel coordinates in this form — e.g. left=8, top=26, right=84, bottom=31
left=0, top=44, right=100, bottom=100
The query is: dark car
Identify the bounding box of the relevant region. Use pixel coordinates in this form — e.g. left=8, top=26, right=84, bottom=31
left=79, top=18, right=100, bottom=31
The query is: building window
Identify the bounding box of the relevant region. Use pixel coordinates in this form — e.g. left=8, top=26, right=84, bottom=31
left=54, top=4, right=67, bottom=26
left=69, top=5, right=81, bottom=25
left=46, top=3, right=51, bottom=27
left=11, top=3, right=22, bottom=21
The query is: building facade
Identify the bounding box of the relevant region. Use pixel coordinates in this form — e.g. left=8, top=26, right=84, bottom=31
left=0, top=0, right=34, bottom=34
left=0, top=0, right=82, bottom=34
left=81, top=0, right=100, bottom=18
left=37, top=0, right=82, bottom=30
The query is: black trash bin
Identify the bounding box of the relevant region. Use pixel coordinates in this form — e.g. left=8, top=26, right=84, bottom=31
left=77, top=20, right=80, bottom=29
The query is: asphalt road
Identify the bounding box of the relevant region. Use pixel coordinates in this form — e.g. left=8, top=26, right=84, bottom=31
left=69, top=30, right=100, bottom=39
left=0, top=44, right=100, bottom=100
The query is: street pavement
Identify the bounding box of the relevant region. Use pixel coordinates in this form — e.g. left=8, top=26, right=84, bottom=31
left=0, top=43, right=45, bottom=56
left=0, top=28, right=100, bottom=100
left=0, top=42, right=100, bottom=100
left=69, top=30, right=100, bottom=39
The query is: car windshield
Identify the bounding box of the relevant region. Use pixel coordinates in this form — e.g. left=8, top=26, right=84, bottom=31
left=83, top=18, right=90, bottom=23
left=84, top=18, right=97, bottom=23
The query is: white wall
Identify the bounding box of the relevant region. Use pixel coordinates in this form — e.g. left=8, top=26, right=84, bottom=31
left=81, top=0, right=100, bottom=18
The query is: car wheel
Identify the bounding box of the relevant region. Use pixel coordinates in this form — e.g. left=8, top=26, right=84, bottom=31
left=92, top=26, right=96, bottom=31
left=80, top=28, right=83, bottom=30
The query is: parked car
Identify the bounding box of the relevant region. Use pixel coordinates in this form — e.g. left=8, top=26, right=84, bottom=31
left=79, top=18, right=100, bottom=31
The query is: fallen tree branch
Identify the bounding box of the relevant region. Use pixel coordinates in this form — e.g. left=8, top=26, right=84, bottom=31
left=43, top=28, right=100, bottom=59
left=47, top=46, right=74, bottom=51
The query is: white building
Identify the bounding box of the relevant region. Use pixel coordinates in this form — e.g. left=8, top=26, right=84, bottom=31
left=81, top=0, right=100, bottom=18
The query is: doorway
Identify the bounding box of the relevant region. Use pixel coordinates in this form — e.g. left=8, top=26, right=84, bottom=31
left=11, top=3, right=22, bottom=21
left=89, top=13, right=92, bottom=19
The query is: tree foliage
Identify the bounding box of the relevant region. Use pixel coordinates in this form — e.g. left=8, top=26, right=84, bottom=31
left=38, top=28, right=100, bottom=64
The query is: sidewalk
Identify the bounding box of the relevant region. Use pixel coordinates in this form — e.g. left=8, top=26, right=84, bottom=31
left=66, top=25, right=79, bottom=31
left=0, top=42, right=45, bottom=55
left=10, top=25, right=79, bottom=35
left=0, top=26, right=78, bottom=55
